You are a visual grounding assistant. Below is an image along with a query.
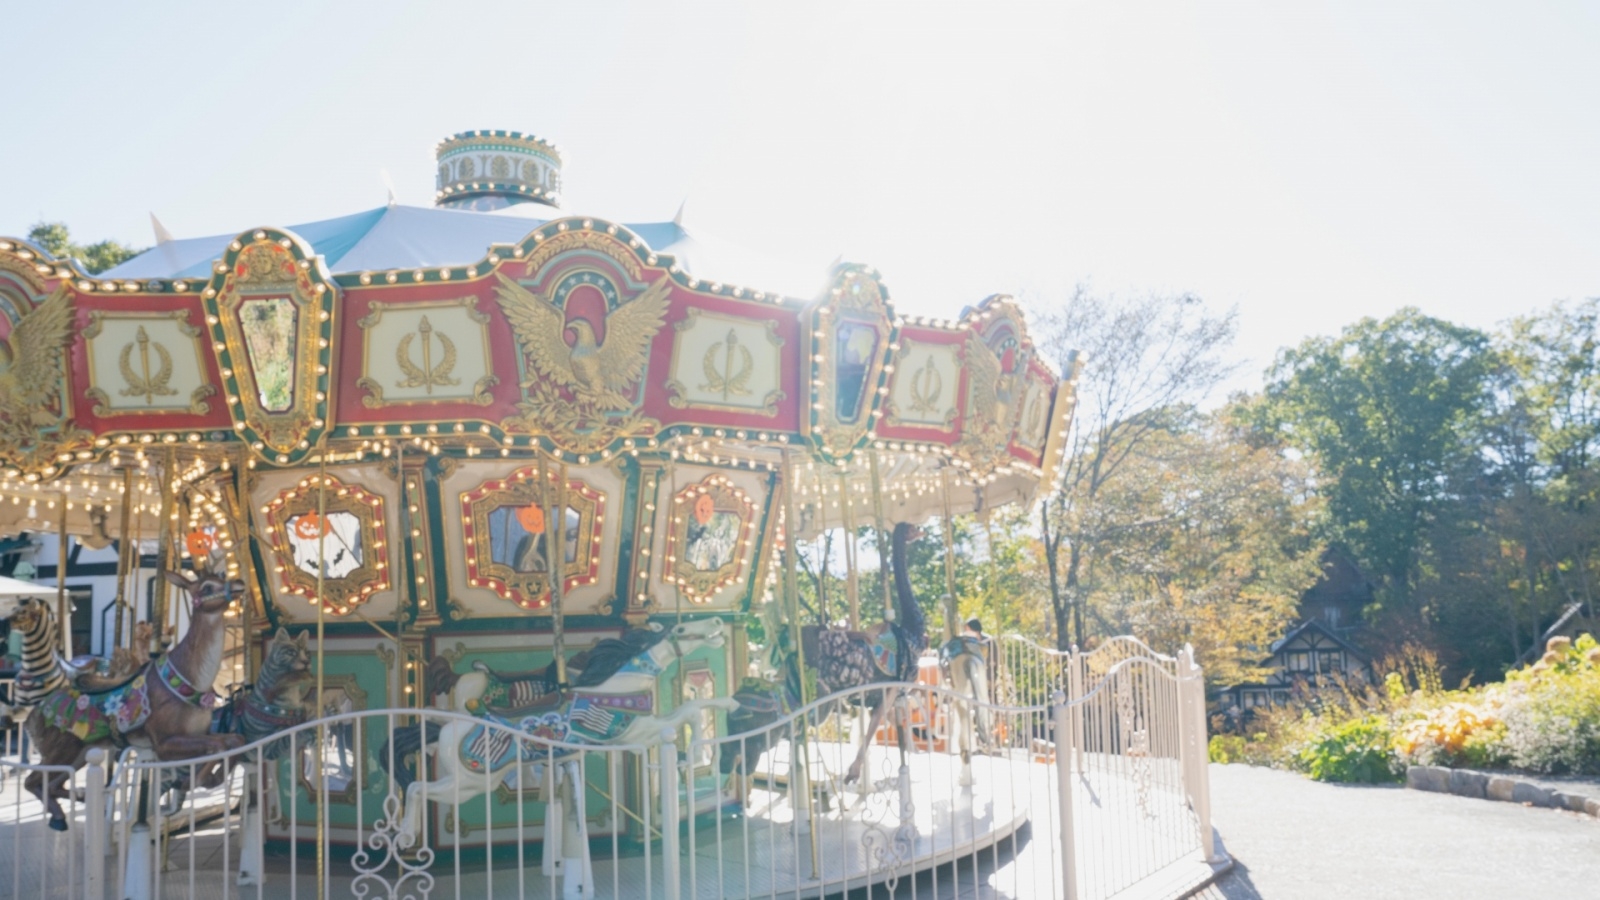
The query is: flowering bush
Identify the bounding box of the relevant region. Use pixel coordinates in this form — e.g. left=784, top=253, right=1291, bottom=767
left=1220, top=635, right=1600, bottom=779
left=1393, top=701, right=1508, bottom=769
left=1498, top=634, right=1600, bottom=775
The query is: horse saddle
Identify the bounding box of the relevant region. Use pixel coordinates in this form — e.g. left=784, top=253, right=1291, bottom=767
left=35, top=670, right=153, bottom=744
left=68, top=662, right=148, bottom=695
left=866, top=625, right=901, bottom=679
left=468, top=673, right=565, bottom=719
left=940, top=635, right=990, bottom=663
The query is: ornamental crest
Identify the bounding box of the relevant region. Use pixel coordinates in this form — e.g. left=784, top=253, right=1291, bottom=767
left=956, top=299, right=1032, bottom=477
left=0, top=282, right=90, bottom=472
left=205, top=230, right=337, bottom=466
left=803, top=265, right=897, bottom=464
left=496, top=233, right=670, bottom=455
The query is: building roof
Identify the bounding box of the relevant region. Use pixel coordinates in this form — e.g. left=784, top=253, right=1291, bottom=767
left=102, top=204, right=830, bottom=300
left=1267, top=618, right=1369, bottom=660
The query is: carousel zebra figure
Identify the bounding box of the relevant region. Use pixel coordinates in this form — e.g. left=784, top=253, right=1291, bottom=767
left=6, top=596, right=69, bottom=720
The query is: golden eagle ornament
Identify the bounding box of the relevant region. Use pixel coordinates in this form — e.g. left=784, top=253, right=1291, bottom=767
left=0, top=285, right=76, bottom=457
left=494, top=272, right=670, bottom=412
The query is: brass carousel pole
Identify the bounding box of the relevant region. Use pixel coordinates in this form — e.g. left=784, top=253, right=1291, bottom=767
left=868, top=450, right=893, bottom=624
left=314, top=454, right=328, bottom=900
left=113, top=467, right=134, bottom=652
left=154, top=448, right=175, bottom=655
left=392, top=439, right=408, bottom=707
left=58, top=491, right=71, bottom=657
left=539, top=451, right=568, bottom=688
left=838, top=471, right=860, bottom=630
left=782, top=451, right=821, bottom=878
left=940, top=469, right=959, bottom=642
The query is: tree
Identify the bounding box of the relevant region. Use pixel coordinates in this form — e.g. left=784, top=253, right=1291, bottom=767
left=27, top=221, right=142, bottom=274
left=1080, top=409, right=1324, bottom=687
left=1259, top=308, right=1494, bottom=625
left=1037, top=287, right=1239, bottom=649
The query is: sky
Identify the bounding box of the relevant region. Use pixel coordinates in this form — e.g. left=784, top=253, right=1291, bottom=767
left=3, top=1, right=1597, bottom=393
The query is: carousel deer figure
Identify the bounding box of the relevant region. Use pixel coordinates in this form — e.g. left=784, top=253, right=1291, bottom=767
left=25, top=569, right=246, bottom=830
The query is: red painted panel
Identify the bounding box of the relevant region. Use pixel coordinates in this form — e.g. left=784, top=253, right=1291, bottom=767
left=66, top=290, right=232, bottom=434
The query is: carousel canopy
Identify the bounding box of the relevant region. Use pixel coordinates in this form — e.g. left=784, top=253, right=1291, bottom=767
left=0, top=130, right=1080, bottom=595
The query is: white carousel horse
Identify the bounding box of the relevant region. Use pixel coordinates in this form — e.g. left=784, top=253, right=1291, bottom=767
left=391, top=616, right=739, bottom=878
left=939, top=630, right=995, bottom=787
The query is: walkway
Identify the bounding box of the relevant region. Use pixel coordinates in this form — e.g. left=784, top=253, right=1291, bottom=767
left=1195, top=764, right=1600, bottom=900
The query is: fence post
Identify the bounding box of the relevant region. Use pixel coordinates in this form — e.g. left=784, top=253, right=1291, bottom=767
left=660, top=731, right=681, bottom=900
left=1066, top=647, right=1084, bottom=773
left=1053, top=690, right=1078, bottom=900
left=85, top=747, right=107, bottom=900
left=1180, top=646, right=1217, bottom=862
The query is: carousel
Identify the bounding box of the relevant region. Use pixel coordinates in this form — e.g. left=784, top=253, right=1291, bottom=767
left=0, top=130, right=1083, bottom=899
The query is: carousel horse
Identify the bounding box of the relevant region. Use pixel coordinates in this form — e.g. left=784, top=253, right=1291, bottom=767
left=724, top=522, right=929, bottom=786
left=382, top=616, right=739, bottom=853
left=25, top=569, right=247, bottom=831
left=939, top=619, right=996, bottom=784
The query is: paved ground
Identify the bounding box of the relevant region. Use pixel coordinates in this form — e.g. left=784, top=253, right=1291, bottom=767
left=1193, top=764, right=1600, bottom=900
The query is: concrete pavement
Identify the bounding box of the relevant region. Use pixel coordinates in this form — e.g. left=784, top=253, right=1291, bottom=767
left=1194, top=763, right=1600, bottom=899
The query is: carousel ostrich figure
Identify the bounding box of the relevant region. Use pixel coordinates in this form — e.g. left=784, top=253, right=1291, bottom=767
left=726, top=522, right=928, bottom=786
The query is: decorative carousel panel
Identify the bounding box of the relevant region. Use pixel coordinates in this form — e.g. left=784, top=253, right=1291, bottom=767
left=882, top=334, right=961, bottom=433
left=440, top=459, right=625, bottom=618
left=642, top=464, right=774, bottom=611
left=662, top=474, right=758, bottom=604
left=0, top=279, right=87, bottom=472
left=804, top=265, right=898, bottom=464
left=461, top=466, right=604, bottom=611
left=356, top=296, right=497, bottom=408
left=1011, top=360, right=1057, bottom=459
left=955, top=299, right=1034, bottom=479
left=249, top=465, right=403, bottom=621
left=203, top=230, right=336, bottom=465
left=262, top=473, right=391, bottom=616
left=665, top=308, right=785, bottom=416
left=81, top=310, right=216, bottom=417
left=493, top=229, right=672, bottom=457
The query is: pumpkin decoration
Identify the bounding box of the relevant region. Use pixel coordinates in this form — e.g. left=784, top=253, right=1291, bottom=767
left=184, top=529, right=216, bottom=559
left=515, top=504, right=545, bottom=535
left=293, top=513, right=329, bottom=540
left=693, top=492, right=716, bottom=526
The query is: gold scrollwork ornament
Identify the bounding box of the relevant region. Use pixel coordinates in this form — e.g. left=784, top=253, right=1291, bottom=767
left=118, top=326, right=179, bottom=404
left=699, top=329, right=752, bottom=399
left=908, top=354, right=943, bottom=415
left=395, top=315, right=460, bottom=394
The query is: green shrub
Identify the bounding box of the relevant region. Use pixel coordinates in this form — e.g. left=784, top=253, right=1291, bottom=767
left=1209, top=734, right=1246, bottom=764
left=1295, top=715, right=1401, bottom=783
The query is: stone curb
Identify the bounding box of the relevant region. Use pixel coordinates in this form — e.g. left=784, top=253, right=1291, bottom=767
left=1406, top=765, right=1600, bottom=817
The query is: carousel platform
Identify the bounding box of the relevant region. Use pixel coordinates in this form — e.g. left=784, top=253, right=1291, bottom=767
left=0, top=745, right=1218, bottom=900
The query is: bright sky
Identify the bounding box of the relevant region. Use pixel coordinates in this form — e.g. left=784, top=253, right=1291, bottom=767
left=3, top=2, right=1597, bottom=389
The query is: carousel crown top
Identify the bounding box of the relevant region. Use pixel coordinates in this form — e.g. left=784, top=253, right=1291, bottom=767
left=0, top=130, right=1080, bottom=622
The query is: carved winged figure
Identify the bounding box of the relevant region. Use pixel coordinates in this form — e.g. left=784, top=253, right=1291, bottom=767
left=494, top=272, right=670, bottom=411
left=0, top=285, right=73, bottom=438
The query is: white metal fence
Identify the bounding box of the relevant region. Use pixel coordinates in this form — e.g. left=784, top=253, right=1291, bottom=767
left=0, top=641, right=1220, bottom=900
